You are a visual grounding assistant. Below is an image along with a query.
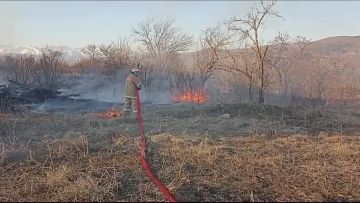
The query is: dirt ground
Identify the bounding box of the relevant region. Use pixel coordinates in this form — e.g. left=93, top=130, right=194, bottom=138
left=0, top=103, right=360, bottom=201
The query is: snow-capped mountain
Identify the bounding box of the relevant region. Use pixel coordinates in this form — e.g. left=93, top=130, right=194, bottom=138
left=0, top=45, right=86, bottom=63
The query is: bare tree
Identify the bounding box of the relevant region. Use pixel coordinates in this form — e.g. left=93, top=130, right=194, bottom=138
left=220, top=47, right=258, bottom=102
left=166, top=23, right=233, bottom=103
left=132, top=18, right=193, bottom=93
left=81, top=44, right=98, bottom=61
left=268, top=33, right=311, bottom=98
left=228, top=0, right=282, bottom=104
left=192, top=23, right=233, bottom=90
left=98, top=39, right=132, bottom=74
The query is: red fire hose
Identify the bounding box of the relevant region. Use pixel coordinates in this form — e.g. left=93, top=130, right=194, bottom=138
left=136, top=90, right=177, bottom=202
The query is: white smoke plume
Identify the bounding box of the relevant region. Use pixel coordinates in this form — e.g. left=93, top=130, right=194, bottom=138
left=60, top=68, right=172, bottom=105
left=0, top=70, right=7, bottom=85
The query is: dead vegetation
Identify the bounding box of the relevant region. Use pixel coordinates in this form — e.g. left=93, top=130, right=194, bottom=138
left=0, top=104, right=360, bottom=201
left=1, top=132, right=360, bottom=202
left=0, top=1, right=359, bottom=201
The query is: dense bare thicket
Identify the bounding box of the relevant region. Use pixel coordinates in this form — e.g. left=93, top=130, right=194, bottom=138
left=3, top=54, right=37, bottom=85
left=264, top=33, right=357, bottom=107
left=81, top=39, right=133, bottom=75
left=132, top=18, right=193, bottom=93
left=294, top=55, right=345, bottom=107
left=67, top=58, right=94, bottom=74
left=220, top=47, right=258, bottom=102
left=3, top=47, right=65, bottom=89
left=328, top=73, right=360, bottom=104
left=172, top=57, right=200, bottom=95
left=36, top=47, right=65, bottom=89
left=137, top=58, right=159, bottom=94
left=267, top=33, right=310, bottom=97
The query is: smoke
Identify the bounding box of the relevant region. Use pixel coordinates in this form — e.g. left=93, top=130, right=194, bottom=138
left=0, top=68, right=7, bottom=85
left=34, top=69, right=132, bottom=113
left=59, top=68, right=173, bottom=105
left=34, top=97, right=118, bottom=113
left=59, top=69, right=125, bottom=103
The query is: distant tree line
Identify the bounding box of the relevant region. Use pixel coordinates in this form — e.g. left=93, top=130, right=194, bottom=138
left=0, top=0, right=359, bottom=107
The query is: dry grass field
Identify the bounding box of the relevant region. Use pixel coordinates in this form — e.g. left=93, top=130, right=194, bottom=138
left=1, top=104, right=360, bottom=202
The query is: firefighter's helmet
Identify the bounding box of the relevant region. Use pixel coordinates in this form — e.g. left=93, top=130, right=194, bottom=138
left=130, top=63, right=142, bottom=75
left=130, top=68, right=140, bottom=73
left=130, top=68, right=141, bottom=77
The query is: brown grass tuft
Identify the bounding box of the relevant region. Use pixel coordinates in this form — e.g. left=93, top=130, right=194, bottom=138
left=1, top=132, right=360, bottom=201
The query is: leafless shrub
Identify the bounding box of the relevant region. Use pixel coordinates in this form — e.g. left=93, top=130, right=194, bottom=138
left=173, top=71, right=202, bottom=95
left=137, top=58, right=160, bottom=94
left=3, top=54, right=37, bottom=86
left=36, top=47, right=65, bottom=89
left=3, top=47, right=65, bottom=89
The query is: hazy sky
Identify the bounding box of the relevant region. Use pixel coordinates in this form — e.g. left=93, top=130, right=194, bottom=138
left=1, top=1, right=360, bottom=48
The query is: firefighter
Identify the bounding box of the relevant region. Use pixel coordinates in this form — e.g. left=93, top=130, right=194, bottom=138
left=123, top=66, right=142, bottom=117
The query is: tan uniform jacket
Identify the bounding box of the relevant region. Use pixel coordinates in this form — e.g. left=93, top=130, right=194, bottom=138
left=124, top=73, right=142, bottom=98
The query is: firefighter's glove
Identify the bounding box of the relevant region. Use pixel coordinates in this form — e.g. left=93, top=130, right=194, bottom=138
left=137, top=83, right=143, bottom=90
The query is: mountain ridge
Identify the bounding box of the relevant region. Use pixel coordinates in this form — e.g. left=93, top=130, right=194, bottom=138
left=1, top=35, right=360, bottom=67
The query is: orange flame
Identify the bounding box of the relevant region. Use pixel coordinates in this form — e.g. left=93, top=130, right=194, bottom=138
left=171, top=90, right=208, bottom=104
left=96, top=107, right=122, bottom=119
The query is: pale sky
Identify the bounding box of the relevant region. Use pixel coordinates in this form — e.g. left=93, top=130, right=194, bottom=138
left=1, top=1, right=360, bottom=48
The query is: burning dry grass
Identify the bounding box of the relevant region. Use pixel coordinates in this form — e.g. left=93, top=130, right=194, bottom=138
left=1, top=132, right=360, bottom=202
left=96, top=108, right=123, bottom=119
left=171, top=90, right=208, bottom=104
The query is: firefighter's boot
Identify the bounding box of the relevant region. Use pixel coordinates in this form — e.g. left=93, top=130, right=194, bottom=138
left=122, top=110, right=130, bottom=118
